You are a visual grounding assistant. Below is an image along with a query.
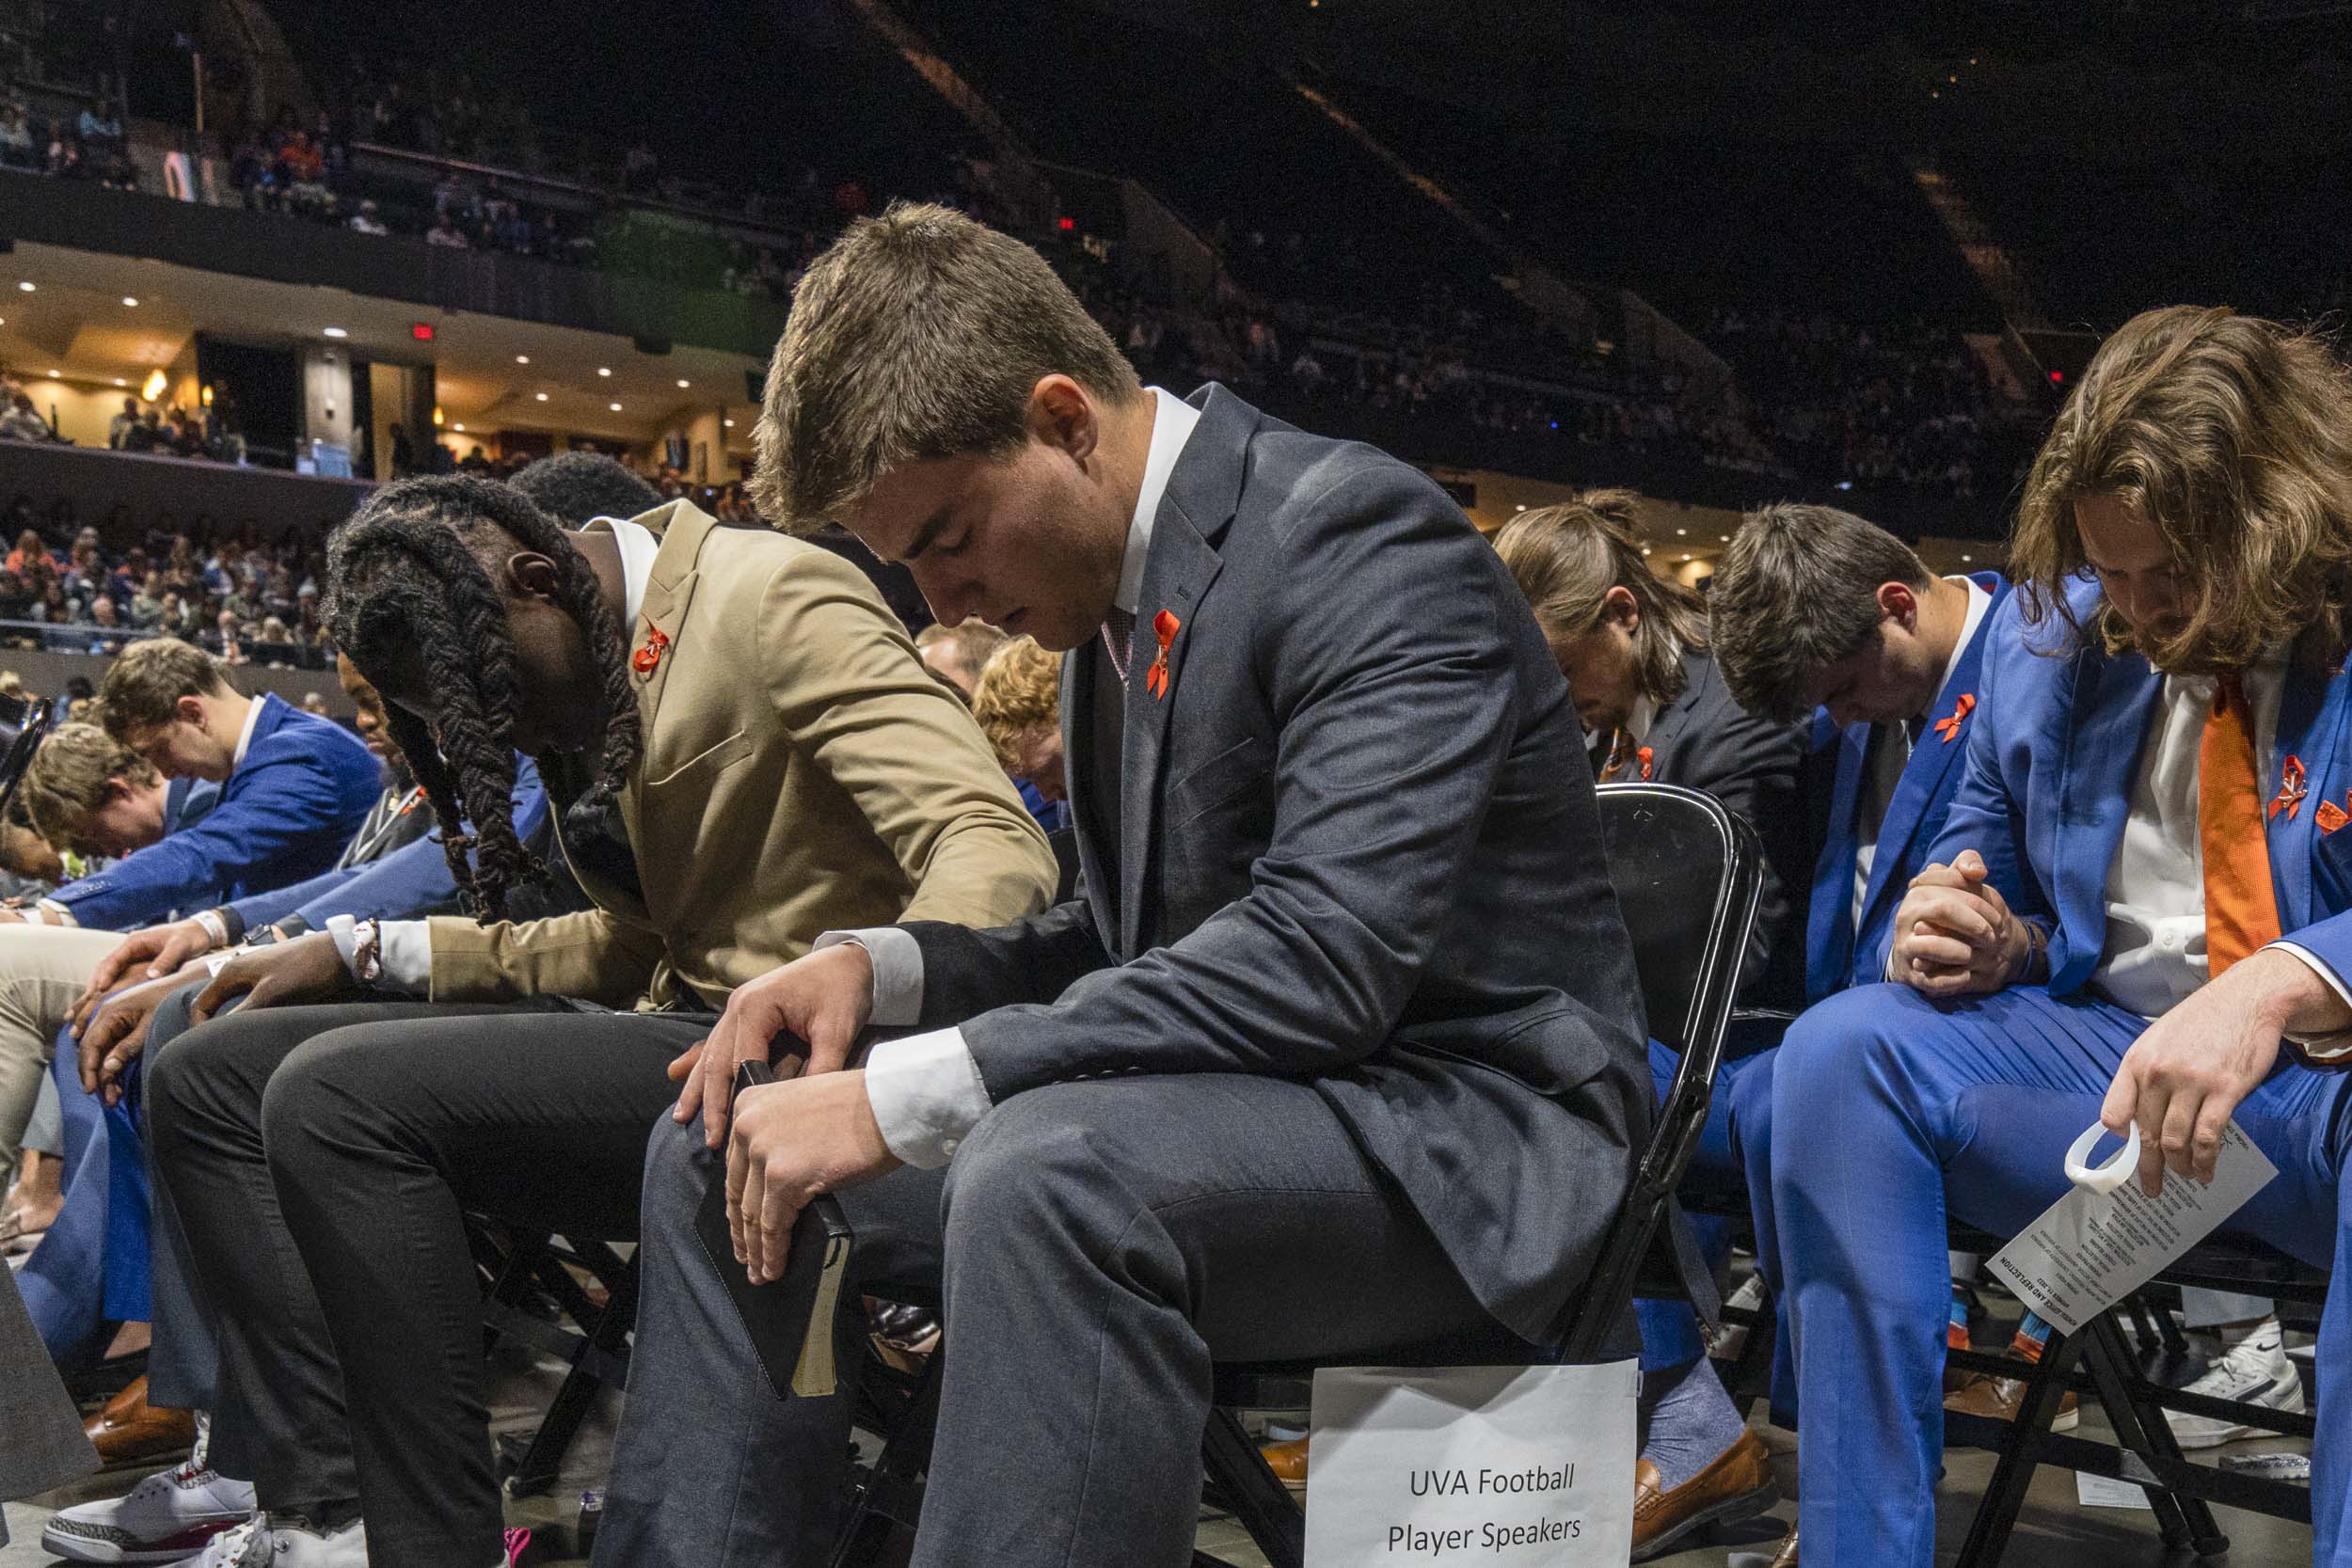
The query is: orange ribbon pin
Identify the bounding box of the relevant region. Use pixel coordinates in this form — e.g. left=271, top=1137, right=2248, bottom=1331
left=1932, top=692, right=1976, bottom=744
left=1144, top=610, right=1180, bottom=700
left=1636, top=745, right=1654, bottom=782
left=2271, top=754, right=2310, bottom=821
left=631, top=618, right=671, bottom=677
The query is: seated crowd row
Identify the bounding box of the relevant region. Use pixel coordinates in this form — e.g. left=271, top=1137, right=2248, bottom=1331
left=0, top=204, right=2344, bottom=1568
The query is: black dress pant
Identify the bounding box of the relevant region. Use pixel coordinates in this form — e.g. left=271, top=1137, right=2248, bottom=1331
left=146, top=1000, right=708, bottom=1564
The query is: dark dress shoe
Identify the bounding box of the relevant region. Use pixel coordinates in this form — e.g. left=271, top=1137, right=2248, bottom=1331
left=86, top=1375, right=198, bottom=1465
left=1632, top=1429, right=1779, bottom=1560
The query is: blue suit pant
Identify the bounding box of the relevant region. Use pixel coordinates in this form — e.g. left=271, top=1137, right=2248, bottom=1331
left=1636, top=1019, right=1795, bottom=1418
left=1772, top=982, right=2352, bottom=1567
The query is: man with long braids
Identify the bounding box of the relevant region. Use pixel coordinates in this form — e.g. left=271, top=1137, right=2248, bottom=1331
left=1773, top=306, right=2352, bottom=1568
left=127, top=474, right=1056, bottom=1568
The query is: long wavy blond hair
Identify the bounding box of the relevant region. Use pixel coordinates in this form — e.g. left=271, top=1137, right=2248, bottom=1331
left=1495, top=488, right=1709, bottom=707
left=2012, top=306, right=2352, bottom=670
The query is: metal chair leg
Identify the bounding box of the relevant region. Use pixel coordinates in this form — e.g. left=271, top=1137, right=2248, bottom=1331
left=1200, top=1405, right=1303, bottom=1568
left=2079, top=1314, right=2229, bottom=1560
left=1952, top=1329, right=2082, bottom=1568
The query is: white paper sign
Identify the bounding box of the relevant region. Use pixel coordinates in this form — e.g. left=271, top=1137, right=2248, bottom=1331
left=1304, top=1360, right=1637, bottom=1567
left=1988, top=1120, right=2278, bottom=1336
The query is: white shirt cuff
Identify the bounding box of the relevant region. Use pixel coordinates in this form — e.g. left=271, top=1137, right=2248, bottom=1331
left=325, top=915, right=433, bottom=993
left=816, top=927, right=925, bottom=1027
left=2269, top=941, right=2352, bottom=1060
left=33, top=899, right=75, bottom=927
left=862, top=1026, right=992, bottom=1168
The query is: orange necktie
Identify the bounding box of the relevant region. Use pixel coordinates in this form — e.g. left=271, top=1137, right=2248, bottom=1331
left=1599, top=729, right=1636, bottom=784
left=2201, top=673, right=2282, bottom=974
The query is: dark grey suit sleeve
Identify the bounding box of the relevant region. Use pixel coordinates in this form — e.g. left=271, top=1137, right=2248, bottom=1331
left=900, top=894, right=1113, bottom=1027
left=1681, top=684, right=1810, bottom=1009
left=960, top=469, right=1524, bottom=1098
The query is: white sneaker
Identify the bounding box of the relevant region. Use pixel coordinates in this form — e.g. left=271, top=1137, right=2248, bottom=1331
left=44, top=1417, right=257, bottom=1563
left=2164, top=1317, right=2305, bottom=1449
left=167, top=1514, right=367, bottom=1567
left=1705, top=1275, right=1769, bottom=1362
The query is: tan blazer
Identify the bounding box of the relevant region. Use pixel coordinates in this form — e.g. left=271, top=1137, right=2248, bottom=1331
left=425, top=500, right=1056, bottom=1008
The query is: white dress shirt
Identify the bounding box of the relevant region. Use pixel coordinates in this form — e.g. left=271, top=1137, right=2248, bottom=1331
left=334, top=515, right=660, bottom=988
left=1852, top=577, right=1991, bottom=930
left=841, top=387, right=1201, bottom=1168
left=2085, top=656, right=2350, bottom=1047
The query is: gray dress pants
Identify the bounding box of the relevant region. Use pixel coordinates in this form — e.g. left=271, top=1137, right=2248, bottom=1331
left=594, top=1071, right=1525, bottom=1568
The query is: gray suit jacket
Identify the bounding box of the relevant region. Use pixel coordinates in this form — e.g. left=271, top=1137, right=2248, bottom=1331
left=1639, top=647, right=1812, bottom=1014
left=0, top=1263, right=96, bottom=1528
left=903, top=386, right=1688, bottom=1345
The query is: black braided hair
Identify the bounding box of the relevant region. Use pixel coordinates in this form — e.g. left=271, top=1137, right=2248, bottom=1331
left=322, top=475, right=642, bottom=920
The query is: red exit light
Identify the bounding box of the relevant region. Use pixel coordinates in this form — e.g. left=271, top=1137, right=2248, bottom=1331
left=2048, top=370, right=2064, bottom=384
left=411, top=322, right=436, bottom=341
left=1057, top=216, right=1075, bottom=231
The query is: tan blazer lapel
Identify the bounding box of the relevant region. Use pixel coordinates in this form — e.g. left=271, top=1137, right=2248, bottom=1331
left=617, top=501, right=715, bottom=848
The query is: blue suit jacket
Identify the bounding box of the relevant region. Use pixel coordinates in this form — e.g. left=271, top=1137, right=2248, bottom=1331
left=1924, top=578, right=2352, bottom=994
left=1805, top=572, right=2012, bottom=1002
left=49, top=694, right=381, bottom=931
left=226, top=755, right=552, bottom=932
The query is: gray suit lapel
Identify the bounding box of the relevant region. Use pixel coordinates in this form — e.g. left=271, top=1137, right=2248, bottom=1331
left=1058, top=641, right=1120, bottom=945
left=1118, top=499, right=1224, bottom=958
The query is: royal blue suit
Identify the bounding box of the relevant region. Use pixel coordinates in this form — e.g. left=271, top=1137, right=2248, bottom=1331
left=48, top=695, right=381, bottom=931
left=1640, top=583, right=2008, bottom=1379
left=1804, top=571, right=2011, bottom=1003
left=1773, top=579, right=2352, bottom=1567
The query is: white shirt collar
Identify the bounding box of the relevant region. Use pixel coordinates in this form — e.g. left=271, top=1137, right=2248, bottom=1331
left=230, top=692, right=266, bottom=771
left=1931, top=576, right=1994, bottom=714
left=1113, top=388, right=1201, bottom=615
left=580, top=515, right=662, bottom=627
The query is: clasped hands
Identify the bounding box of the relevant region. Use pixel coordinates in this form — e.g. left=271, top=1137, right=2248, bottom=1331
left=1894, top=849, right=2344, bottom=1199
left=666, top=942, right=899, bottom=1285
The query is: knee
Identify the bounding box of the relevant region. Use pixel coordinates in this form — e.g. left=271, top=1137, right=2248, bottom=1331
left=1775, top=985, right=1912, bottom=1101
left=640, top=1104, right=718, bottom=1233
left=255, top=1025, right=401, bottom=1169
left=145, top=1012, right=247, bottom=1149
left=143, top=981, right=204, bottom=1065
left=940, top=1086, right=1124, bottom=1253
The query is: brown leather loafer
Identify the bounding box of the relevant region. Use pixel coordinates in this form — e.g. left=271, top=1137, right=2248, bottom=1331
left=85, top=1375, right=198, bottom=1466
left=1259, top=1435, right=1309, bottom=1491
left=1944, top=1369, right=2079, bottom=1431
left=1632, top=1428, right=1779, bottom=1561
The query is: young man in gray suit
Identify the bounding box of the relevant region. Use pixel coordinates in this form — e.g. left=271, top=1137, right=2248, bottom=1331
left=600, top=202, right=1682, bottom=1566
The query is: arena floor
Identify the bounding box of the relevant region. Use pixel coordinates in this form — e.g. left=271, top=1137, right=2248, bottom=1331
left=0, top=1338, right=2318, bottom=1567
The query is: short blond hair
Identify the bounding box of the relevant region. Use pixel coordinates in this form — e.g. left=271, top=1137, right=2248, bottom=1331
left=21, top=722, right=156, bottom=850
left=753, top=202, right=1143, bottom=533
left=970, top=636, right=1062, bottom=772
left=97, top=639, right=235, bottom=737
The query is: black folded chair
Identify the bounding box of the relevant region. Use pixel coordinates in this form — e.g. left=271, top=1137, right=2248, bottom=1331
left=468, top=1219, right=641, bottom=1498
left=830, top=782, right=1765, bottom=1566
left=1938, top=1222, right=2323, bottom=1567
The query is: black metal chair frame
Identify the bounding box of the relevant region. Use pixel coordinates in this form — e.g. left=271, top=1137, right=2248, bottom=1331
left=1698, top=1203, right=2324, bottom=1565
left=830, top=782, right=1768, bottom=1567
left=468, top=1218, right=641, bottom=1498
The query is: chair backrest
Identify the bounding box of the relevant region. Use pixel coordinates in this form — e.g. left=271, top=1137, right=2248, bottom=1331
left=1556, top=783, right=1765, bottom=1359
